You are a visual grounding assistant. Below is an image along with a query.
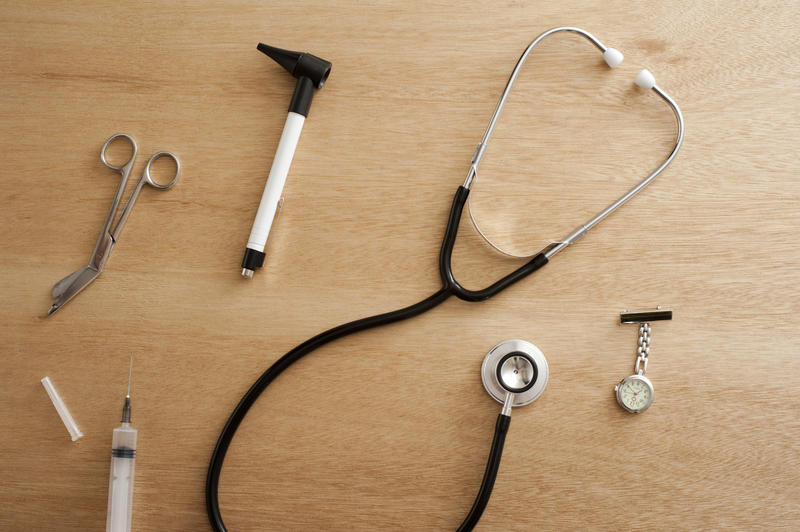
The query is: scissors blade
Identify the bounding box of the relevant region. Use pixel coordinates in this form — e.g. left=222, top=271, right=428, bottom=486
left=47, top=266, right=100, bottom=316
left=51, top=266, right=89, bottom=298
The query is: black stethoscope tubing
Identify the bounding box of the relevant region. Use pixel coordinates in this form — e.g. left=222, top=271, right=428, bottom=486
left=205, top=185, right=549, bottom=532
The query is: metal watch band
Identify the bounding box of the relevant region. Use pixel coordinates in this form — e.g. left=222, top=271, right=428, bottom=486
left=634, top=322, right=651, bottom=375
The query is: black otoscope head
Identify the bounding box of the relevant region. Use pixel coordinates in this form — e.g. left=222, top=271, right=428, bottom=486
left=257, top=43, right=332, bottom=88
left=257, top=43, right=332, bottom=117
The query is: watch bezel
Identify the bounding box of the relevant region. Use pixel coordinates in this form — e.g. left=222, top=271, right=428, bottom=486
left=615, top=374, right=654, bottom=413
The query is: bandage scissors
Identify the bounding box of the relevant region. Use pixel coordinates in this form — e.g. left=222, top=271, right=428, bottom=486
left=47, top=133, right=181, bottom=316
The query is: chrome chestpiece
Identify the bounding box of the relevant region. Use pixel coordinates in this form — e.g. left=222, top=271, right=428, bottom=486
left=481, top=339, right=549, bottom=407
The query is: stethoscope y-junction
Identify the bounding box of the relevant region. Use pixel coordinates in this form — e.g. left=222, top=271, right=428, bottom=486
left=206, top=26, right=684, bottom=531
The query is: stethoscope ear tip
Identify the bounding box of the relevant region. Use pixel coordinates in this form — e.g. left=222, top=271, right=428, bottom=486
left=603, top=49, right=656, bottom=90
left=635, top=69, right=656, bottom=89
left=603, top=48, right=624, bottom=68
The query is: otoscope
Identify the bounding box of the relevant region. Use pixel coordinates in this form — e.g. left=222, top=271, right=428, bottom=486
left=241, top=44, right=332, bottom=278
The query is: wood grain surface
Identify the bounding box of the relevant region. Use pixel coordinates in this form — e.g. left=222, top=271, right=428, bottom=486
left=1, top=1, right=798, bottom=530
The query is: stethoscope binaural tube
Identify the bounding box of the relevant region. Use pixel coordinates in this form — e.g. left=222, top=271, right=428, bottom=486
left=439, top=186, right=550, bottom=302
left=206, top=26, right=683, bottom=532
left=465, top=27, right=684, bottom=259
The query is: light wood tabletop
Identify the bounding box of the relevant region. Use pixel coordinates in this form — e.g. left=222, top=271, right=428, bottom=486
left=1, top=1, right=798, bottom=530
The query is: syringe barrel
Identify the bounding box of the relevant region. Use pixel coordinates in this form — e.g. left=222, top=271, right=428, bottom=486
left=106, top=423, right=137, bottom=532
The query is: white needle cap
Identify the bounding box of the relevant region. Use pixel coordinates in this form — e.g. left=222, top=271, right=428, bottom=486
left=41, top=376, right=83, bottom=441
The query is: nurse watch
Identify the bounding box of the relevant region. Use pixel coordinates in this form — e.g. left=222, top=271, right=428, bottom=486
left=614, top=308, right=672, bottom=413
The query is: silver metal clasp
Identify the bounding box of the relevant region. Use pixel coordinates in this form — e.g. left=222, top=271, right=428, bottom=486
left=621, top=307, right=671, bottom=376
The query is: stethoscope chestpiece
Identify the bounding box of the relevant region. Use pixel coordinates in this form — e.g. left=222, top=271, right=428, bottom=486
left=496, top=351, right=538, bottom=393
left=481, top=339, right=548, bottom=408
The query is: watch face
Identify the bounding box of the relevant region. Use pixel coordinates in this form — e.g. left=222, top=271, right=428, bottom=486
left=616, top=375, right=654, bottom=413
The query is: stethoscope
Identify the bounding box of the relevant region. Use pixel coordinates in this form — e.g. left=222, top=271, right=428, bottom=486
left=206, top=27, right=684, bottom=532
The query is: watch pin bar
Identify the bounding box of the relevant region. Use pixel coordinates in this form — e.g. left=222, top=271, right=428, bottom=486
left=620, top=307, right=672, bottom=324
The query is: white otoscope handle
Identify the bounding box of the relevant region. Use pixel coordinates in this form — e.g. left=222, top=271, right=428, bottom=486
left=247, top=111, right=306, bottom=252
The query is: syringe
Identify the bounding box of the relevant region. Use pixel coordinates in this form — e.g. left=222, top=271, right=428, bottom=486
left=106, top=358, right=137, bottom=532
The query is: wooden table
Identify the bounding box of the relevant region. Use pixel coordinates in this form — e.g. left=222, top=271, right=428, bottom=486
left=2, top=2, right=798, bottom=530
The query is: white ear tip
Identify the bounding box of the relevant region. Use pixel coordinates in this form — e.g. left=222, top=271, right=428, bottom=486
left=603, top=48, right=624, bottom=68
left=635, top=69, right=656, bottom=89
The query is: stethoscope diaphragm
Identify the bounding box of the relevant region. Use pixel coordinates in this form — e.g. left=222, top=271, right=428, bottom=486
left=481, top=339, right=548, bottom=407
left=496, top=351, right=538, bottom=393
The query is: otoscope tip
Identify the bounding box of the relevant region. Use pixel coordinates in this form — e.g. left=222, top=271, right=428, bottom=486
left=256, top=42, right=331, bottom=89
left=256, top=43, right=302, bottom=76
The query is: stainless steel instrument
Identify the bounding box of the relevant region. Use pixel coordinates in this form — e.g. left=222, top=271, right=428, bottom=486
left=48, top=134, right=180, bottom=315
